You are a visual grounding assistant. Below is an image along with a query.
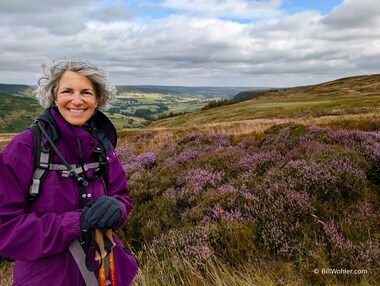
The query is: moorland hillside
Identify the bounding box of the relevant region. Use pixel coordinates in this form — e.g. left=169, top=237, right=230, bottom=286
left=119, top=73, right=380, bottom=151
left=115, top=74, right=380, bottom=285
left=148, top=73, right=380, bottom=128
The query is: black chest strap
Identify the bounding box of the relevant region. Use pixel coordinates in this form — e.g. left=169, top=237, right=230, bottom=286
left=28, top=122, right=107, bottom=209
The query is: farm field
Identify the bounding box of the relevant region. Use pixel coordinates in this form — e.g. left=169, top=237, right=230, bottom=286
left=108, top=91, right=211, bottom=125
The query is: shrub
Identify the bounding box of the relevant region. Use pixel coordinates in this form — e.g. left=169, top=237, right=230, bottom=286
left=118, top=125, right=380, bottom=284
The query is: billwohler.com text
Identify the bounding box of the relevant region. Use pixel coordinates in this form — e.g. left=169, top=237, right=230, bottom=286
left=313, top=268, right=368, bottom=275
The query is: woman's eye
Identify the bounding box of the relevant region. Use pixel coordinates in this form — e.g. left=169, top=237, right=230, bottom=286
left=83, top=91, right=94, bottom=96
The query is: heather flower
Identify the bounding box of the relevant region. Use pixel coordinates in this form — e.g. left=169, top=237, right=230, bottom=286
left=138, top=151, right=157, bottom=168
left=237, top=151, right=279, bottom=174
left=206, top=204, right=244, bottom=223
left=235, top=136, right=258, bottom=150
left=177, top=168, right=224, bottom=191
left=323, top=219, right=355, bottom=266
left=356, top=240, right=380, bottom=268
left=178, top=133, right=233, bottom=151
left=330, top=129, right=380, bottom=146
left=151, top=225, right=217, bottom=266
left=279, top=158, right=366, bottom=198
left=256, top=182, right=315, bottom=257
left=157, top=141, right=178, bottom=159
left=121, top=150, right=157, bottom=176
left=120, top=124, right=380, bottom=281
left=115, top=145, right=135, bottom=163
left=161, top=157, right=178, bottom=170
left=177, top=149, right=199, bottom=164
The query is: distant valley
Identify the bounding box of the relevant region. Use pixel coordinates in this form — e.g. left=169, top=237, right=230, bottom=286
left=0, top=84, right=257, bottom=133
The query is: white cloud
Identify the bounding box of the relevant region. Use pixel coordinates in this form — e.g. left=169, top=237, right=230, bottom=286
left=160, top=0, right=283, bottom=19
left=321, top=0, right=380, bottom=29
left=0, top=0, right=379, bottom=87
left=0, top=0, right=92, bottom=13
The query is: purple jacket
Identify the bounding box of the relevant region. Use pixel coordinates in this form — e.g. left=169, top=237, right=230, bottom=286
left=0, top=109, right=138, bottom=285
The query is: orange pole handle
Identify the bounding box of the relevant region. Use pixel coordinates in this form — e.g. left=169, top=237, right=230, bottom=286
left=109, top=248, right=117, bottom=286
left=99, top=259, right=106, bottom=286
left=95, top=229, right=116, bottom=285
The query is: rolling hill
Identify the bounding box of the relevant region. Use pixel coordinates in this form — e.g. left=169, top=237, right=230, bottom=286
left=0, top=84, right=33, bottom=96
left=1, top=73, right=380, bottom=136
left=0, top=92, right=42, bottom=133
left=146, top=74, right=380, bottom=128
left=116, top=85, right=257, bottom=98
left=113, top=73, right=380, bottom=151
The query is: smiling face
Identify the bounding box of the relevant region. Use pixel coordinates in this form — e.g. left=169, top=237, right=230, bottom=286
left=55, top=70, right=99, bottom=126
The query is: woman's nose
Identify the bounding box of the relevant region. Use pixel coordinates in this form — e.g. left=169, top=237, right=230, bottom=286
left=71, top=92, right=83, bottom=104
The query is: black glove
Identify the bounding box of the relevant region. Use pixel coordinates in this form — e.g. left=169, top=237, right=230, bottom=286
left=80, top=196, right=122, bottom=232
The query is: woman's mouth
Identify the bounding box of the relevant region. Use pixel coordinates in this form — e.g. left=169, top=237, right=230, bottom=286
left=68, top=108, right=86, bottom=113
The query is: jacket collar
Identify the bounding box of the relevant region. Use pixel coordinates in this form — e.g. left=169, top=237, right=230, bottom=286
left=37, top=107, right=113, bottom=153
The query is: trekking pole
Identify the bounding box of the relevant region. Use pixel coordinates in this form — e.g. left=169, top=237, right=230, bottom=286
left=95, top=229, right=117, bottom=286
left=108, top=245, right=116, bottom=286
left=95, top=229, right=107, bottom=286
left=99, top=261, right=106, bottom=286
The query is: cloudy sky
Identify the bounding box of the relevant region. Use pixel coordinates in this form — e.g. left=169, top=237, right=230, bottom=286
left=0, top=0, right=379, bottom=87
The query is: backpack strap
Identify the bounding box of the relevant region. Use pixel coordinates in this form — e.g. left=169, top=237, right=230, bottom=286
left=28, top=121, right=107, bottom=207
left=69, top=239, right=99, bottom=286
left=28, top=124, right=50, bottom=201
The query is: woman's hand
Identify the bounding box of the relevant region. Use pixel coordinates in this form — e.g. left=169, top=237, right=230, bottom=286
left=80, top=196, right=122, bottom=232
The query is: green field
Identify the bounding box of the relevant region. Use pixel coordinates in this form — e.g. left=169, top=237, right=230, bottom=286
left=0, top=85, right=232, bottom=132
left=108, top=92, right=211, bottom=124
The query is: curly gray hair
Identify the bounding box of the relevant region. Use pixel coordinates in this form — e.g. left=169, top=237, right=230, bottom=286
left=34, top=58, right=117, bottom=109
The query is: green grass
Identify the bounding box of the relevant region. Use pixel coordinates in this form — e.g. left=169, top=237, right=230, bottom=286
left=4, top=245, right=375, bottom=286
left=131, top=245, right=305, bottom=286
left=0, top=92, right=42, bottom=133
left=148, top=74, right=380, bottom=128
left=195, top=96, right=373, bottom=125
left=105, top=112, right=146, bottom=129
left=131, top=248, right=377, bottom=286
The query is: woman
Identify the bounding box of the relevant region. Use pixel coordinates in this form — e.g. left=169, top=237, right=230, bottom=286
left=0, top=59, right=138, bottom=285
